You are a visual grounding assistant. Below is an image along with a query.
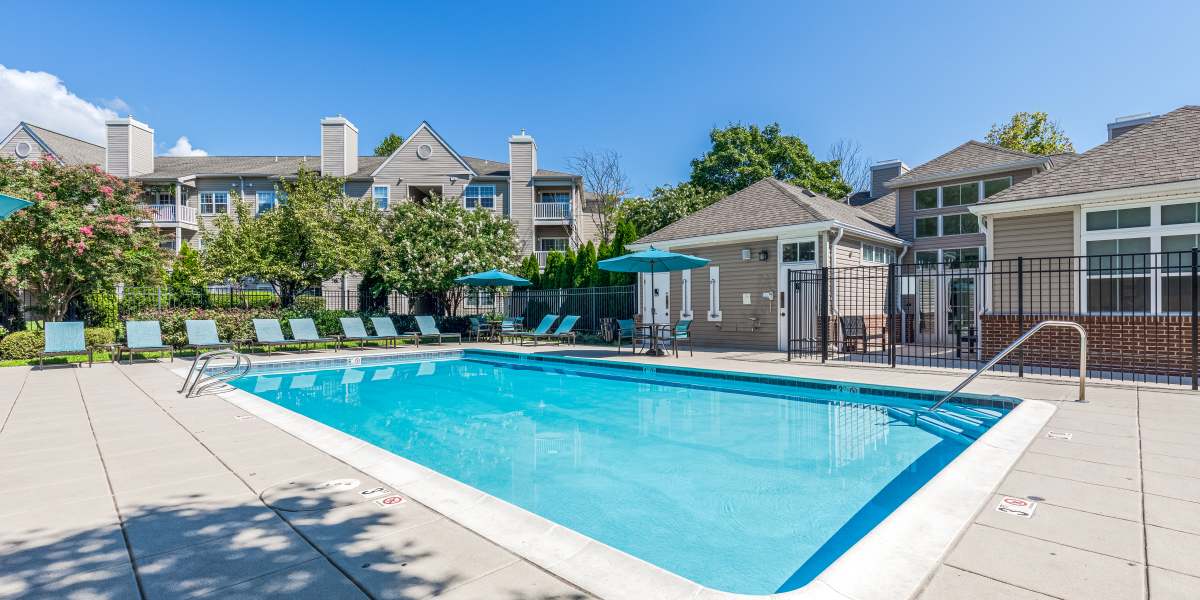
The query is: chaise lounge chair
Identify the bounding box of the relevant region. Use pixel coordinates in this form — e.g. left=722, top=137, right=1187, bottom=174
left=118, top=320, right=173, bottom=364
left=339, top=317, right=395, bottom=349
left=185, top=320, right=233, bottom=354
left=251, top=319, right=300, bottom=356
left=288, top=318, right=336, bottom=351
left=507, top=314, right=559, bottom=346
left=40, top=321, right=92, bottom=367
left=408, top=315, right=462, bottom=345
left=545, top=315, right=581, bottom=345
left=370, top=317, right=417, bottom=348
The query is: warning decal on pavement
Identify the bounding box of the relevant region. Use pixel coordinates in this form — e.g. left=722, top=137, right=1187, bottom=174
left=374, top=495, right=405, bottom=507
left=995, top=496, right=1037, bottom=518
left=1046, top=431, right=1073, bottom=440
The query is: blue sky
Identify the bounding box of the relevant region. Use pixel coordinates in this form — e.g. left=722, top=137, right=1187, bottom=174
left=3, top=0, right=1199, bottom=194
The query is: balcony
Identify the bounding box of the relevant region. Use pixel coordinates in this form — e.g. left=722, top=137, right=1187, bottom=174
left=141, top=204, right=198, bottom=228
left=534, top=202, right=571, bottom=222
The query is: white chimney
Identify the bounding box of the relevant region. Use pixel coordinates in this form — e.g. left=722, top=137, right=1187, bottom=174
left=320, top=116, right=359, bottom=176
left=105, top=117, right=154, bottom=177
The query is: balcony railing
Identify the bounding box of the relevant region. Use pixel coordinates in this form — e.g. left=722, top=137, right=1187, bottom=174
left=534, top=251, right=551, bottom=268
left=144, top=204, right=198, bottom=225
left=535, top=202, right=571, bottom=221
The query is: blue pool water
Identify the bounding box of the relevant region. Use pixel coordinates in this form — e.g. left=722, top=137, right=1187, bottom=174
left=231, top=351, right=1008, bottom=594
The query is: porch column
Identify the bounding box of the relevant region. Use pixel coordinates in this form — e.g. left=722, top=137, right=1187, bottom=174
left=174, top=182, right=183, bottom=254
left=175, top=227, right=182, bottom=254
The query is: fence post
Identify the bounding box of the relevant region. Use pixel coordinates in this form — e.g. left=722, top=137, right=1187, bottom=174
left=820, top=267, right=829, bottom=363
left=1192, top=247, right=1198, bottom=390
left=786, top=271, right=792, bottom=362
left=887, top=263, right=897, bottom=368
left=1017, top=256, right=1025, bottom=378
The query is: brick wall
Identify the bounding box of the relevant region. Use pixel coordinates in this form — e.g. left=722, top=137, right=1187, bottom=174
left=981, top=314, right=1195, bottom=377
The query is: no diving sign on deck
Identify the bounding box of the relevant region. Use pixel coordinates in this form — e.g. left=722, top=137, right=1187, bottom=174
left=996, top=496, right=1037, bottom=518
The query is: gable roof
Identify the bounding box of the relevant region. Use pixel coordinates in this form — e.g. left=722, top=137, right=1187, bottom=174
left=636, top=178, right=901, bottom=245
left=2, top=122, right=105, bottom=166
left=851, top=191, right=896, bottom=227
left=886, top=140, right=1052, bottom=188
left=370, top=121, right=477, bottom=177
left=139, top=155, right=388, bottom=180
left=984, top=106, right=1200, bottom=204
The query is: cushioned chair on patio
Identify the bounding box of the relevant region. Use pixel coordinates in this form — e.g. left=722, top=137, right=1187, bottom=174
left=185, top=320, right=233, bottom=353
left=408, top=315, right=461, bottom=345
left=663, top=319, right=694, bottom=357
left=339, top=317, right=395, bottom=349
left=370, top=317, right=416, bottom=348
left=287, top=318, right=337, bottom=351
left=507, top=314, right=559, bottom=345
left=616, top=319, right=647, bottom=354
left=251, top=319, right=301, bottom=356
left=40, top=321, right=91, bottom=367
left=118, top=320, right=173, bottom=364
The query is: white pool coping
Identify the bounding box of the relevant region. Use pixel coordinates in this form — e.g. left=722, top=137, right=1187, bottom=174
left=175, top=351, right=1055, bottom=600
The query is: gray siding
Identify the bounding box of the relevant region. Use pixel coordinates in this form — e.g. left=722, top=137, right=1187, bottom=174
left=105, top=124, right=129, bottom=176
left=508, top=140, right=536, bottom=255
left=130, top=126, right=154, bottom=176
left=990, top=210, right=1077, bottom=314
left=991, top=211, right=1076, bottom=261
left=0, top=128, right=48, bottom=161
left=372, top=126, right=471, bottom=205
left=669, top=240, right=778, bottom=350
left=897, top=168, right=1036, bottom=256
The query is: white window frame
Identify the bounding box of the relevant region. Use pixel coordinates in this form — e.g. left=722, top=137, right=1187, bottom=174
left=861, top=242, right=897, bottom=264
left=199, top=191, right=228, bottom=215
left=914, top=247, right=983, bottom=270
left=914, top=176, right=1012, bottom=211
left=255, top=191, right=277, bottom=215
left=707, top=266, right=722, bottom=322
left=1080, top=198, right=1200, bottom=314
left=914, top=213, right=980, bottom=238
left=780, top=239, right=817, bottom=264
left=372, top=186, right=389, bottom=210
left=679, top=269, right=693, bottom=319
left=537, top=191, right=570, bottom=203
left=465, top=184, right=496, bottom=209
left=914, top=215, right=940, bottom=238
left=537, top=237, right=568, bottom=252
left=465, top=289, right=495, bottom=308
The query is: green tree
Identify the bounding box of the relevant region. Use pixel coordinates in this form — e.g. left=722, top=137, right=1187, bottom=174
left=985, top=112, right=1075, bottom=155
left=167, top=244, right=211, bottom=305
left=690, top=122, right=851, bottom=199
left=541, top=251, right=567, bottom=290
left=202, top=164, right=381, bottom=306
left=374, top=133, right=405, bottom=157
left=0, top=157, right=164, bottom=320
left=616, top=183, right=724, bottom=239
left=575, top=241, right=597, bottom=288
left=375, top=195, right=518, bottom=314
left=516, top=254, right=541, bottom=289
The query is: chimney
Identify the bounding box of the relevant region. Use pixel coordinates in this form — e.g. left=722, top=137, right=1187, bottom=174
left=508, top=129, right=537, bottom=254
left=320, top=116, right=359, bottom=176
left=1107, top=113, right=1155, bottom=141
left=869, top=159, right=907, bottom=199
left=105, top=117, right=154, bottom=177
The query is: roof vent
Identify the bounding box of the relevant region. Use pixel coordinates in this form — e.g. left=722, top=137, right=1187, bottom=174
left=801, top=188, right=816, bottom=197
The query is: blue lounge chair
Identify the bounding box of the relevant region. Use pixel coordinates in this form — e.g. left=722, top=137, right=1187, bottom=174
left=119, top=320, right=173, bottom=364
left=408, top=315, right=462, bottom=344
left=370, top=317, right=416, bottom=348
left=339, top=317, right=395, bottom=349
left=546, top=315, right=581, bottom=345
left=251, top=319, right=299, bottom=355
left=288, top=318, right=336, bottom=350
left=508, top=314, right=559, bottom=346
left=40, top=321, right=91, bottom=366
left=185, top=320, right=232, bottom=353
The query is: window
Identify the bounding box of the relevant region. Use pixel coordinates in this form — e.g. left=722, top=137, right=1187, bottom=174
left=1086, top=238, right=1151, bottom=312
left=680, top=269, right=693, bottom=319
left=915, top=188, right=938, bottom=210
left=1086, top=207, right=1151, bottom=231
left=707, top=266, right=721, bottom=321
left=862, top=243, right=896, bottom=264
left=942, top=213, right=980, bottom=235
left=372, top=186, right=389, bottom=210
left=256, top=191, right=276, bottom=214
left=915, top=217, right=939, bottom=238
left=539, top=192, right=570, bottom=203
left=915, top=250, right=940, bottom=267
left=942, top=182, right=980, bottom=207
left=537, top=238, right=568, bottom=252
left=942, top=247, right=981, bottom=269
left=983, top=177, right=1012, bottom=198
left=465, top=290, right=494, bottom=308
left=199, top=191, right=228, bottom=215
left=148, top=190, right=173, bottom=205
left=782, top=241, right=816, bottom=262
left=464, top=184, right=495, bottom=209
left=1162, top=234, right=1199, bottom=312
left=1162, top=202, right=1200, bottom=225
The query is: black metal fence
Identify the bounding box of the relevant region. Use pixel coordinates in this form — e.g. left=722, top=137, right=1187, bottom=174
left=787, top=250, right=1199, bottom=388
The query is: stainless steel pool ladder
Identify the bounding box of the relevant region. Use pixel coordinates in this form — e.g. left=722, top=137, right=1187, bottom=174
left=180, top=349, right=253, bottom=397
left=929, top=320, right=1087, bottom=412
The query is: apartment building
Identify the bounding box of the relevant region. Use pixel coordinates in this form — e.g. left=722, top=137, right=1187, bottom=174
left=1, top=117, right=595, bottom=268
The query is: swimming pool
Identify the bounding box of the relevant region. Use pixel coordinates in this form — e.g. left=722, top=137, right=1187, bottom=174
left=228, top=350, right=1017, bottom=595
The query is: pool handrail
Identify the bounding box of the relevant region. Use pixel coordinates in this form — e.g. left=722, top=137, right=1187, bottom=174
left=929, top=320, right=1086, bottom=412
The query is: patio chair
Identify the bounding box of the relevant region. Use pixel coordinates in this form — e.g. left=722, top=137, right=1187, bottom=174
left=118, top=320, right=173, bottom=364
left=467, top=316, right=489, bottom=342
left=839, top=315, right=884, bottom=352
left=547, top=315, right=581, bottom=345
left=338, top=317, right=394, bottom=349
left=408, top=315, right=462, bottom=345
left=184, top=320, right=233, bottom=354
left=40, top=321, right=92, bottom=367
left=497, top=318, right=520, bottom=343
left=251, top=319, right=300, bottom=356
left=288, top=318, right=337, bottom=351
left=370, top=316, right=417, bottom=348
left=663, top=319, right=694, bottom=357
left=508, top=314, right=559, bottom=346
left=616, top=319, right=647, bottom=354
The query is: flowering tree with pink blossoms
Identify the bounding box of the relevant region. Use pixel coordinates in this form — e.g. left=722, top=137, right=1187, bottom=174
left=0, top=157, right=164, bottom=320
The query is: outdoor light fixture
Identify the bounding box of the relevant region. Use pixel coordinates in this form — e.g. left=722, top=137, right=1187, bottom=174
left=759, top=249, right=769, bottom=261
left=741, top=248, right=752, bottom=260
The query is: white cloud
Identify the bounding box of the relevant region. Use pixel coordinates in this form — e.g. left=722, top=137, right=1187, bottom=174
left=164, top=136, right=208, bottom=157
left=0, top=64, right=116, bottom=144
left=104, top=97, right=130, bottom=113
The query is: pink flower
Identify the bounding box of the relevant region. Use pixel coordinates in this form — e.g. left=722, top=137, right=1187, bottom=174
left=46, top=201, right=59, bottom=210
left=79, top=225, right=94, bottom=237
left=91, top=165, right=103, bottom=174
left=100, top=185, right=114, bottom=197
left=74, top=242, right=86, bottom=255
left=51, top=180, right=60, bottom=187
left=34, top=191, right=44, bottom=200
left=112, top=214, right=128, bottom=224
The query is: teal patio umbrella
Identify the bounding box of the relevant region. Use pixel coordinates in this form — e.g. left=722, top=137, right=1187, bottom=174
left=454, top=269, right=532, bottom=287
left=0, top=193, right=32, bottom=220
left=598, top=247, right=710, bottom=355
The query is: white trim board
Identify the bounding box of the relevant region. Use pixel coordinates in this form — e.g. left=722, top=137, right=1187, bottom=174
left=632, top=221, right=906, bottom=252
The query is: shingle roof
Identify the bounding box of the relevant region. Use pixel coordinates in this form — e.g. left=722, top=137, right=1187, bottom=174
left=636, top=178, right=900, bottom=245
left=887, top=140, right=1046, bottom=188
left=462, top=156, right=574, bottom=178
left=139, top=154, right=572, bottom=180
left=851, top=191, right=896, bottom=227
left=24, top=123, right=105, bottom=166
left=984, top=106, right=1200, bottom=203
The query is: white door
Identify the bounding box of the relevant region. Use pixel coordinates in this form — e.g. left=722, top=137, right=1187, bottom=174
left=640, top=272, right=670, bottom=329
left=777, top=238, right=819, bottom=351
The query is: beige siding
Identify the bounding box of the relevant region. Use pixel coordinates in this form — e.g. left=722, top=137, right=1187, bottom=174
left=991, top=211, right=1075, bottom=261
left=897, top=168, right=1036, bottom=255
left=509, top=140, right=536, bottom=255
left=669, top=240, right=778, bottom=349
left=990, top=210, right=1077, bottom=313
left=130, top=126, right=154, bottom=176
left=105, top=124, right=129, bottom=176
left=0, top=128, right=48, bottom=161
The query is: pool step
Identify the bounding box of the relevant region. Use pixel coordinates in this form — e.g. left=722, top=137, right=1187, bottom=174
left=887, top=407, right=989, bottom=441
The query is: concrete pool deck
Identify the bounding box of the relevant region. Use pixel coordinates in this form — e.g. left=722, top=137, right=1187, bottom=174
left=0, top=344, right=1197, bottom=599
